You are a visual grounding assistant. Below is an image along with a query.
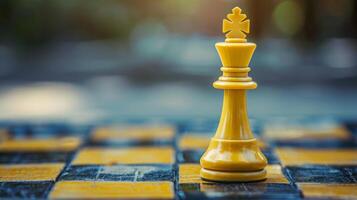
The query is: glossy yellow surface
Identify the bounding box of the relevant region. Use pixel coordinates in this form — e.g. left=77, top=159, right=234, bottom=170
left=298, top=183, right=357, bottom=199
left=179, top=134, right=266, bottom=150
left=49, top=181, right=174, bottom=199
left=180, top=164, right=288, bottom=184
left=200, top=7, right=267, bottom=182
left=92, top=125, right=174, bottom=142
left=72, top=147, right=175, bottom=165
left=0, top=163, right=64, bottom=181
left=276, top=148, right=357, bottom=166
left=0, top=137, right=81, bottom=152
left=200, top=168, right=266, bottom=182
left=201, top=138, right=267, bottom=172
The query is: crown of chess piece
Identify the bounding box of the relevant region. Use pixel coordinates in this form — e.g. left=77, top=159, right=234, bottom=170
left=200, top=7, right=267, bottom=182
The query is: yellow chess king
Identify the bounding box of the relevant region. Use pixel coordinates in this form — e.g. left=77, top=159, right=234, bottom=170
left=200, top=7, right=267, bottom=182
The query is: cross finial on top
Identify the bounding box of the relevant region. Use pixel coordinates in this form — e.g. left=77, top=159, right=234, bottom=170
left=223, top=7, right=250, bottom=39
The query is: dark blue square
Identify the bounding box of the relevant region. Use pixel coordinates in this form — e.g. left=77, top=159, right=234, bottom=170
left=178, top=148, right=277, bottom=164
left=286, top=165, right=357, bottom=183
left=59, top=164, right=174, bottom=182
left=178, top=183, right=301, bottom=200
left=0, top=181, right=53, bottom=199
left=178, top=149, right=204, bottom=163
left=0, top=152, right=74, bottom=164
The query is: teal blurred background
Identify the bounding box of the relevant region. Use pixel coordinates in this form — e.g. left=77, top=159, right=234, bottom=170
left=0, top=0, right=356, bottom=121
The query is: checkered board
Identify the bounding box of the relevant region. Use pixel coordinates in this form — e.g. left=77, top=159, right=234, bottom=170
left=0, top=117, right=356, bottom=199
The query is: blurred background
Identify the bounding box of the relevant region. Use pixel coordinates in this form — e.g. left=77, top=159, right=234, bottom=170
left=0, top=0, right=356, bottom=122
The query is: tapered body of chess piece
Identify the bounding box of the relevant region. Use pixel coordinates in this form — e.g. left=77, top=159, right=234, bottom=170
left=200, top=7, right=267, bottom=182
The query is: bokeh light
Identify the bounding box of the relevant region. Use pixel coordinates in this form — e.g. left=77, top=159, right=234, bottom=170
left=273, top=0, right=305, bottom=36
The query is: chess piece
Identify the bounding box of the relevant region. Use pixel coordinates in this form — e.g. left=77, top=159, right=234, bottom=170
left=200, top=7, right=267, bottom=182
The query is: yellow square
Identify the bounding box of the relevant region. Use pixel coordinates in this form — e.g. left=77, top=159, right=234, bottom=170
left=263, top=124, right=350, bottom=140
left=178, top=163, right=202, bottom=184
left=0, top=163, right=64, bottom=181
left=178, top=164, right=288, bottom=184
left=276, top=148, right=357, bottom=166
left=178, top=134, right=266, bottom=150
left=72, top=147, right=175, bottom=165
left=92, top=125, right=175, bottom=142
left=49, top=181, right=174, bottom=199
left=0, top=137, right=81, bottom=152
left=298, top=183, right=357, bottom=199
left=178, top=134, right=211, bottom=150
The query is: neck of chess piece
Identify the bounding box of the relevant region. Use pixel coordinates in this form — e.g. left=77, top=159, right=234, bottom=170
left=215, top=90, right=253, bottom=140
left=200, top=7, right=267, bottom=182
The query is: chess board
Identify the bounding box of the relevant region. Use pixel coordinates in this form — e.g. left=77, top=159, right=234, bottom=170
left=0, top=117, right=356, bottom=199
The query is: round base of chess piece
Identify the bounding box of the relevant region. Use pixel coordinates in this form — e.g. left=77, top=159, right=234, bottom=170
left=200, top=168, right=267, bottom=182
left=200, top=138, right=267, bottom=182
